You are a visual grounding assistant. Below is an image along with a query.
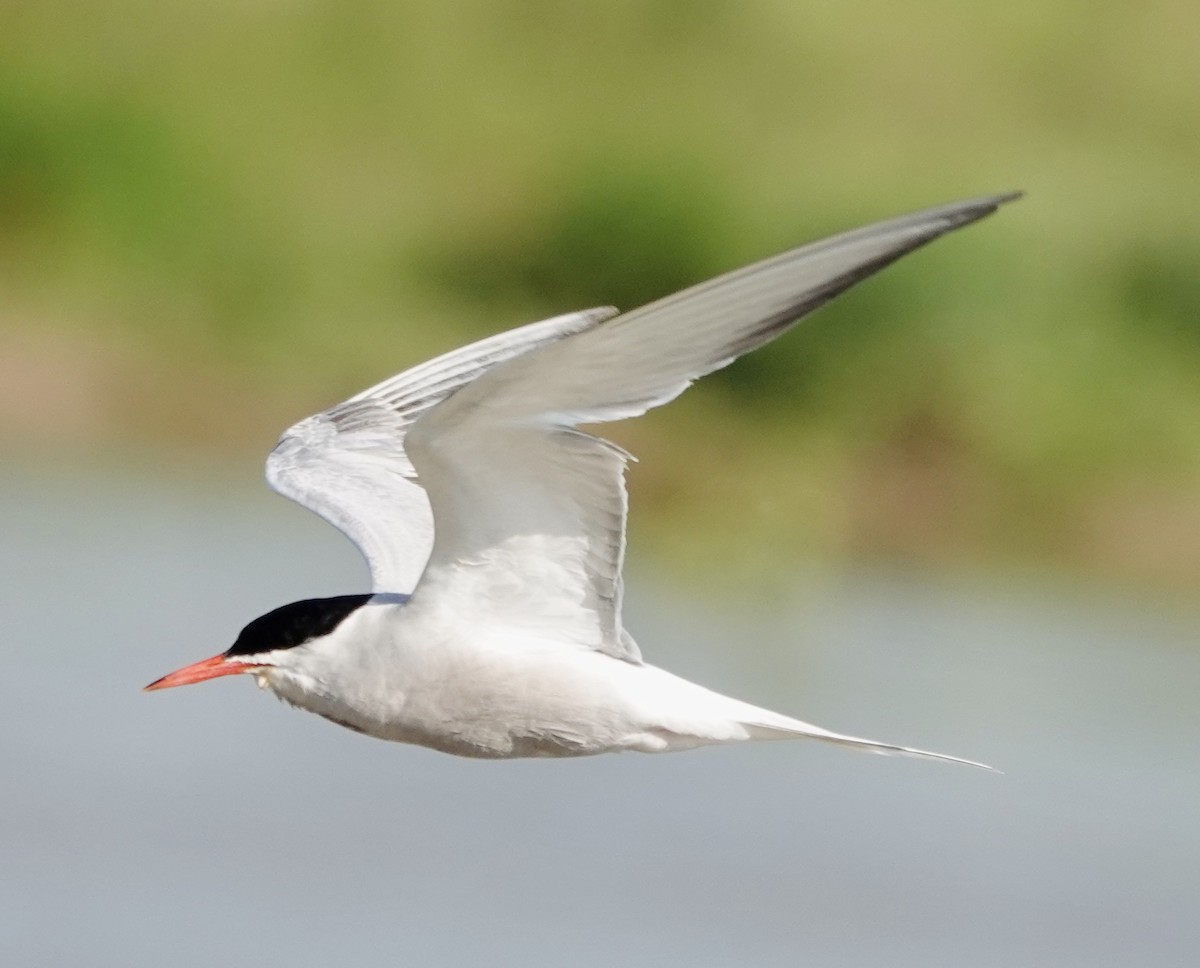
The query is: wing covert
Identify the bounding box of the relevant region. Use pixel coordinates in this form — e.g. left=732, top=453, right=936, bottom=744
left=266, top=308, right=618, bottom=592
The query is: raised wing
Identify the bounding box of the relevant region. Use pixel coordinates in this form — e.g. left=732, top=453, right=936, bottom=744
left=266, top=308, right=618, bottom=593
left=406, top=194, right=1019, bottom=660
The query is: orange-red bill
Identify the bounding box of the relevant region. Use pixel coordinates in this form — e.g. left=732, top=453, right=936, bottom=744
left=144, top=654, right=258, bottom=692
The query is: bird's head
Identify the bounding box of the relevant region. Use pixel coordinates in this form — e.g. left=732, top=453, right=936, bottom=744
left=144, top=595, right=374, bottom=693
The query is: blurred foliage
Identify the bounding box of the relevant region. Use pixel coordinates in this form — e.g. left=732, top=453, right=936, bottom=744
left=418, top=162, right=733, bottom=316
left=1, top=0, right=1198, bottom=592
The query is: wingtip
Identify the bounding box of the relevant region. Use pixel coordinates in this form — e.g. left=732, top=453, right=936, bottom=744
left=982, top=189, right=1024, bottom=214
left=947, top=189, right=1024, bottom=225
left=905, top=190, right=1021, bottom=243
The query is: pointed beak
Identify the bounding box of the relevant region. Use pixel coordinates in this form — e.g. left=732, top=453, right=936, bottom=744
left=144, top=653, right=259, bottom=692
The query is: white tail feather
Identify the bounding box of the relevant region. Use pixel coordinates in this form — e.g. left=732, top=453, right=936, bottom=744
left=637, top=665, right=995, bottom=769
left=743, top=715, right=996, bottom=771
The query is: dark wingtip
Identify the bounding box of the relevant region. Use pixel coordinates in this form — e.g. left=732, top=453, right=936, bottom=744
left=945, top=190, right=1024, bottom=228
left=982, top=190, right=1024, bottom=215
left=895, top=190, right=1021, bottom=252
left=983, top=189, right=1024, bottom=216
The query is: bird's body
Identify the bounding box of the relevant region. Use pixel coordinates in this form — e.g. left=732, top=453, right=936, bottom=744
left=148, top=193, right=1018, bottom=770
left=256, top=595, right=879, bottom=759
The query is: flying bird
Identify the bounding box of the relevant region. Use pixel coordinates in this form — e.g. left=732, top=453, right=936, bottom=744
left=147, top=193, right=1018, bottom=767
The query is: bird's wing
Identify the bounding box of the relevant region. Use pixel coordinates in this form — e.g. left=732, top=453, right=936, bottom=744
left=266, top=308, right=619, bottom=593
left=406, top=194, right=1019, bottom=660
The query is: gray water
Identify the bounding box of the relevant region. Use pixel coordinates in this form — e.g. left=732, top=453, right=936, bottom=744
left=2, top=464, right=1198, bottom=967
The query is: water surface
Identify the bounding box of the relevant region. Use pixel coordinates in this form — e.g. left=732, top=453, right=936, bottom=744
left=2, top=466, right=1197, bottom=967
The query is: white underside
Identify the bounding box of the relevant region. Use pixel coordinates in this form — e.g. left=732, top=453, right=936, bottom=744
left=255, top=599, right=990, bottom=769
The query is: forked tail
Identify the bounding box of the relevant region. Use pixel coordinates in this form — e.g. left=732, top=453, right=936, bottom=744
left=742, top=712, right=996, bottom=771
left=632, top=663, right=994, bottom=768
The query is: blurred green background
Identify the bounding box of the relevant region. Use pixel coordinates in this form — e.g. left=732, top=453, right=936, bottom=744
left=2, top=0, right=1198, bottom=594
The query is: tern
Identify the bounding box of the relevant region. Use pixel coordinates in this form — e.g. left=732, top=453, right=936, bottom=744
left=147, top=193, right=1017, bottom=767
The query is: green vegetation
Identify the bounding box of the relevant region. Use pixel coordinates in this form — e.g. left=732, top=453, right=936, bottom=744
left=2, top=1, right=1198, bottom=592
